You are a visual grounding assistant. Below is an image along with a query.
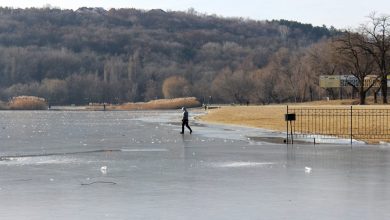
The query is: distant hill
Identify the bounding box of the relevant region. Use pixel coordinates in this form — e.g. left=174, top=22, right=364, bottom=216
left=0, top=7, right=337, bottom=104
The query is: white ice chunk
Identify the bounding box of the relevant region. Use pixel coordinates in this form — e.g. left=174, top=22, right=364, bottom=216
left=305, top=167, right=312, bottom=173
left=100, top=166, right=108, bottom=174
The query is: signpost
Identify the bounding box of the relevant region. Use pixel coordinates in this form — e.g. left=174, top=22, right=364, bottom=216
left=319, top=75, right=341, bottom=88
left=320, top=75, right=382, bottom=88
left=387, top=75, right=390, bottom=88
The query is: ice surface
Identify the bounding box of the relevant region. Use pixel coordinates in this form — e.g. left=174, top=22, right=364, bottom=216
left=0, top=110, right=390, bottom=220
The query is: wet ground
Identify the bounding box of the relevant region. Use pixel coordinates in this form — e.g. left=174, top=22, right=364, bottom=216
left=0, top=110, right=389, bottom=219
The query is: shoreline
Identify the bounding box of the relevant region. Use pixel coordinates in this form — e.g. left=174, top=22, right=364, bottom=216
left=198, top=105, right=390, bottom=144
left=1, top=105, right=388, bottom=144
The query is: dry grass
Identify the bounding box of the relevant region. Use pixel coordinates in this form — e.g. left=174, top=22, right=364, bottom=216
left=200, top=105, right=287, bottom=131
left=8, top=96, right=47, bottom=110
left=111, top=97, right=201, bottom=110
left=200, top=100, right=390, bottom=143
left=300, top=97, right=389, bottom=105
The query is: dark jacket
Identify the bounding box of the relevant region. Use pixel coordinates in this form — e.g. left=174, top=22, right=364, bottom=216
left=182, top=111, right=189, bottom=121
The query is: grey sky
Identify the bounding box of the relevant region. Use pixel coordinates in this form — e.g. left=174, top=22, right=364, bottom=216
left=0, top=0, right=389, bottom=28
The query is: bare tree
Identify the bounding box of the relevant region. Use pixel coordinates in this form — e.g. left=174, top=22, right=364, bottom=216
left=162, top=76, right=191, bottom=98
left=357, top=13, right=390, bottom=103
left=211, top=68, right=254, bottom=104
left=335, top=32, right=378, bottom=104
left=306, top=40, right=340, bottom=100
left=39, top=78, right=68, bottom=104
left=250, top=69, right=278, bottom=104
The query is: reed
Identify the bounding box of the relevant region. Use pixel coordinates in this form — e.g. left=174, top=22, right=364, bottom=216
left=112, top=97, right=201, bottom=110
left=8, top=96, right=47, bottom=110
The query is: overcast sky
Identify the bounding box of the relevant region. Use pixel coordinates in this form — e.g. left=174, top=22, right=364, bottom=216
left=0, top=0, right=389, bottom=29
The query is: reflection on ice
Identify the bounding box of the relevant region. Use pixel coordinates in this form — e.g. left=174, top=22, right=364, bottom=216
left=0, top=156, right=77, bottom=166
left=120, top=148, right=168, bottom=152
left=81, top=180, right=117, bottom=186
left=211, top=161, right=275, bottom=168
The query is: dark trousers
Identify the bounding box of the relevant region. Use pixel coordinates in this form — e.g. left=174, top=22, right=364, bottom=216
left=182, top=119, right=192, bottom=133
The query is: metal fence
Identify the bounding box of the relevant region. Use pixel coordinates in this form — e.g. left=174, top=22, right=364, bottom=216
left=286, top=106, right=390, bottom=144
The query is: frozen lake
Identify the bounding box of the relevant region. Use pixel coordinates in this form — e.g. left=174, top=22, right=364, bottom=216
left=0, top=110, right=390, bottom=220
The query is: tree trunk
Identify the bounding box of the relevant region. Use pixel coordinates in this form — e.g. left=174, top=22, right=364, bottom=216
left=374, top=87, right=381, bottom=103
left=381, top=78, right=388, bottom=103
left=359, top=87, right=366, bottom=105
left=309, top=87, right=313, bottom=102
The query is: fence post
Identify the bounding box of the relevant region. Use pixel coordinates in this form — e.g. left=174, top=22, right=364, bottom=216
left=286, top=105, right=289, bottom=145
left=350, top=106, right=353, bottom=145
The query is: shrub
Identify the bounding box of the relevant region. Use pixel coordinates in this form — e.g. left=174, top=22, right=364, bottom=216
left=115, top=97, right=201, bottom=110
left=162, top=76, right=191, bottom=98
left=8, top=96, right=47, bottom=110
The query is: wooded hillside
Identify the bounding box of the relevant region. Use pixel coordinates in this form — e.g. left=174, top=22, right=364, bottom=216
left=0, top=7, right=337, bottom=105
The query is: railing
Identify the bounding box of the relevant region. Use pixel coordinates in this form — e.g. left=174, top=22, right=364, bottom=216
left=286, top=106, right=390, bottom=144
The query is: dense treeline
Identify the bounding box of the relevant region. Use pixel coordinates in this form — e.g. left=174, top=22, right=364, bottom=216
left=0, top=7, right=337, bottom=105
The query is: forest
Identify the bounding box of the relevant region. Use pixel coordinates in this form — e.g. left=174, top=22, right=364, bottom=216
left=0, top=7, right=346, bottom=105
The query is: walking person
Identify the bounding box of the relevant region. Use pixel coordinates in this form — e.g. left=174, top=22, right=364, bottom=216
left=180, top=107, right=192, bottom=134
